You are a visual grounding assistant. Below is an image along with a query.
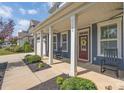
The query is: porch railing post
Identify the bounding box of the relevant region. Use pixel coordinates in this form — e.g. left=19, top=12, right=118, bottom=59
left=69, top=14, right=78, bottom=76
left=49, top=26, right=53, bottom=65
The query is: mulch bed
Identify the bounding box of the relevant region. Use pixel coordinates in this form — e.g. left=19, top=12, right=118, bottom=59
left=23, top=59, right=51, bottom=72
left=0, top=62, right=8, bottom=89
left=29, top=73, right=69, bottom=90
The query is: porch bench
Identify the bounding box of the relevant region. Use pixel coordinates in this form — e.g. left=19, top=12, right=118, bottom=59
left=54, top=51, right=63, bottom=59
left=54, top=47, right=63, bottom=59
left=100, top=48, right=120, bottom=78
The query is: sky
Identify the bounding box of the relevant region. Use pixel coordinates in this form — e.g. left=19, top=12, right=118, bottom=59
left=0, top=2, right=51, bottom=36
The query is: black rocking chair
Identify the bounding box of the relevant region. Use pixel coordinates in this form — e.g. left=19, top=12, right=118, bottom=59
left=100, top=48, right=120, bottom=78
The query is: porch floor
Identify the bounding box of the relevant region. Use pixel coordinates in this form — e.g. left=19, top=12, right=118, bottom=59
left=43, top=56, right=124, bottom=90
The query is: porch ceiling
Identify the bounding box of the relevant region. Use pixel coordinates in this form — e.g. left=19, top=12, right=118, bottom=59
left=42, top=2, right=122, bottom=33
left=52, top=2, right=122, bottom=33
left=77, top=2, right=122, bottom=29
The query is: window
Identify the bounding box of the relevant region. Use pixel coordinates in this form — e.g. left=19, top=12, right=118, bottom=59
left=100, top=24, right=117, bottom=55
left=97, top=18, right=122, bottom=58
left=53, top=34, right=57, bottom=51
left=61, top=32, right=68, bottom=52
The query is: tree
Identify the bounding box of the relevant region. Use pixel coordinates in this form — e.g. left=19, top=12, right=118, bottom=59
left=0, top=17, right=15, bottom=41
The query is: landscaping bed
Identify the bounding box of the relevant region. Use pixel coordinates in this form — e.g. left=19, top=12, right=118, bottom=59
left=29, top=73, right=97, bottom=90
left=0, top=62, right=8, bottom=89
left=23, top=55, right=51, bottom=72
left=29, top=74, right=68, bottom=90
left=24, top=60, right=51, bottom=72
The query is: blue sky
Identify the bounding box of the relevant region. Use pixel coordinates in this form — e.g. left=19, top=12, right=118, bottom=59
left=0, top=2, right=51, bottom=36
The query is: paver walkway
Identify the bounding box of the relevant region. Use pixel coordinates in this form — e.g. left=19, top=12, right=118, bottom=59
left=0, top=54, right=124, bottom=90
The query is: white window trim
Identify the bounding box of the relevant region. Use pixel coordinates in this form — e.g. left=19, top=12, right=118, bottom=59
left=61, top=31, right=68, bottom=52
left=53, top=34, right=57, bottom=51
left=97, top=18, right=122, bottom=58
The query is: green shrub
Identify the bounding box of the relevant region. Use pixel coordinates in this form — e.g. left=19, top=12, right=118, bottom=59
left=23, top=41, right=32, bottom=53
left=26, top=55, right=41, bottom=63
left=7, top=46, right=15, bottom=52
left=60, top=77, right=97, bottom=90
left=14, top=46, right=23, bottom=52
left=56, top=76, right=64, bottom=86
left=25, top=54, right=31, bottom=58
left=4, top=47, right=10, bottom=51
left=24, top=54, right=31, bottom=61
left=37, top=63, right=44, bottom=69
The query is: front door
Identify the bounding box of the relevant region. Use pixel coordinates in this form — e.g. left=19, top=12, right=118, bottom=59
left=78, top=28, right=89, bottom=61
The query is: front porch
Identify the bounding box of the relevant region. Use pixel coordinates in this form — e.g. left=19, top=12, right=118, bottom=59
left=42, top=56, right=124, bottom=90
left=1, top=53, right=124, bottom=90
left=32, top=3, right=123, bottom=77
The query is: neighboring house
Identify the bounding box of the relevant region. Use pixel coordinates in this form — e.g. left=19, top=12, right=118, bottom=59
left=31, top=2, right=123, bottom=76
left=17, top=20, right=40, bottom=47
left=17, top=31, right=31, bottom=47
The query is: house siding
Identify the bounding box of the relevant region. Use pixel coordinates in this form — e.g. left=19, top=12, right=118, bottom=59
left=44, top=18, right=124, bottom=70
left=92, top=18, right=124, bottom=70
left=53, top=31, right=70, bottom=58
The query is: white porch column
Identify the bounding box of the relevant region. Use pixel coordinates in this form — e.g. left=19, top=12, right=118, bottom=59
left=34, top=33, right=37, bottom=55
left=49, top=26, right=53, bottom=65
left=69, top=14, right=78, bottom=76
left=40, top=31, right=43, bottom=58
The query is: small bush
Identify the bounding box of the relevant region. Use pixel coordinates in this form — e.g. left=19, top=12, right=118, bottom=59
left=25, top=55, right=41, bottom=63
left=4, top=47, right=10, bottom=51
left=7, top=46, right=14, bottom=52
left=56, top=76, right=64, bottom=86
left=4, top=45, right=23, bottom=53
left=23, top=41, right=32, bottom=52
left=60, top=77, right=97, bottom=90
left=37, top=63, right=44, bottom=69
left=14, top=46, right=23, bottom=52
left=25, top=54, right=31, bottom=58
left=24, top=54, right=31, bottom=61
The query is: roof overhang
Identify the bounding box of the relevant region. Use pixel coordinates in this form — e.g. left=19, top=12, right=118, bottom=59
left=31, top=2, right=122, bottom=34
left=31, top=2, right=94, bottom=33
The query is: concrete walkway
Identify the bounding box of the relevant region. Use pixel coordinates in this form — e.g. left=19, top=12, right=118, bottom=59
left=42, top=57, right=124, bottom=90
left=0, top=53, right=64, bottom=90
left=1, top=54, right=124, bottom=90
left=0, top=53, right=40, bottom=89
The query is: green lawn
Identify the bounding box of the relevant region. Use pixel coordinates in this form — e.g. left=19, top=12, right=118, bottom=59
left=0, top=48, right=15, bottom=56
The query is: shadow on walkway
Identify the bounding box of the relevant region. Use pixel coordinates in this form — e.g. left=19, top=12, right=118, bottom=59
left=0, top=62, right=8, bottom=89
left=29, top=73, right=68, bottom=90
left=6, top=61, right=25, bottom=70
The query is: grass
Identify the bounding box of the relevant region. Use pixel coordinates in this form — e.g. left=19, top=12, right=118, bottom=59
left=0, top=48, right=15, bottom=56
